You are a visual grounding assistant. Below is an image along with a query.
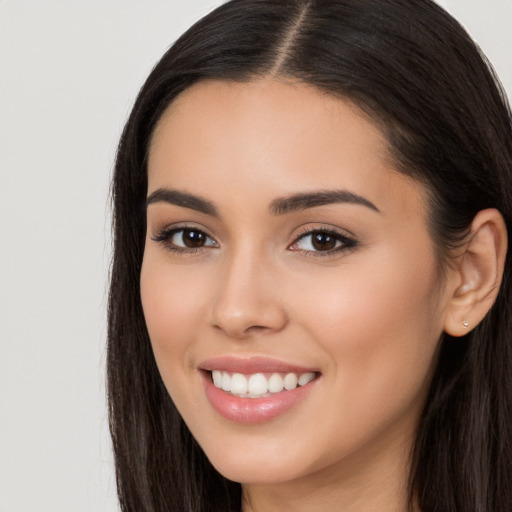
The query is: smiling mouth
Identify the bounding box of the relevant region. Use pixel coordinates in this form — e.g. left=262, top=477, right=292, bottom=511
left=210, top=370, right=319, bottom=398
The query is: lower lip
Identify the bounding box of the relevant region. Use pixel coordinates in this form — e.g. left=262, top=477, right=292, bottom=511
left=202, top=372, right=318, bottom=424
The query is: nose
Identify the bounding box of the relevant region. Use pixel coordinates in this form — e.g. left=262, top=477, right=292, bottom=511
left=210, top=249, right=288, bottom=339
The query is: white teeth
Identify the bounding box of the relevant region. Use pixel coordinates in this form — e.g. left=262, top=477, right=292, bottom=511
left=268, top=373, right=284, bottom=393
left=298, top=372, right=315, bottom=386
left=221, top=372, right=231, bottom=391
left=212, top=370, right=223, bottom=388
left=284, top=372, right=298, bottom=391
left=211, top=370, right=316, bottom=398
left=230, top=373, right=248, bottom=394
left=248, top=373, right=267, bottom=395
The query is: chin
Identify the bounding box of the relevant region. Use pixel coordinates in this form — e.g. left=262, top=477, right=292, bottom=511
left=197, top=434, right=318, bottom=485
left=209, top=456, right=299, bottom=485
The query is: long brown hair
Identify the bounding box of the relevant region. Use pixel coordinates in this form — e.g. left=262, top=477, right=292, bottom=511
left=108, top=1, right=512, bottom=510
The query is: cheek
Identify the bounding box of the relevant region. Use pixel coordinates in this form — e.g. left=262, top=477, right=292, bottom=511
left=312, top=270, right=438, bottom=354
left=304, top=241, right=441, bottom=346
left=140, top=251, right=211, bottom=384
left=292, top=246, right=443, bottom=425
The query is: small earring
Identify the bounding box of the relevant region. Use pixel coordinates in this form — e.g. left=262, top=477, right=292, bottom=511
left=462, top=320, right=469, bottom=328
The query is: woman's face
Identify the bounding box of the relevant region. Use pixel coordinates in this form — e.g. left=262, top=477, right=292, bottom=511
left=141, top=79, right=452, bottom=487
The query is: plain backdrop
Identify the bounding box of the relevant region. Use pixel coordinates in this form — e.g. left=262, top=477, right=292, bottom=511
left=0, top=1, right=510, bottom=511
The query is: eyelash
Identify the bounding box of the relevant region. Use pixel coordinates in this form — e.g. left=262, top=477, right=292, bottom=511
left=151, top=226, right=218, bottom=254
left=289, top=226, right=358, bottom=258
left=151, top=225, right=358, bottom=257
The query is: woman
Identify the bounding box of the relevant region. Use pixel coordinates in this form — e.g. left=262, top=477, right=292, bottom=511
left=108, top=0, right=512, bottom=510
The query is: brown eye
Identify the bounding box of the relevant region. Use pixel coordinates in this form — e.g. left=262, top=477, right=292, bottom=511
left=152, top=227, right=218, bottom=252
left=289, top=228, right=357, bottom=255
left=181, top=229, right=208, bottom=248
left=311, top=232, right=337, bottom=251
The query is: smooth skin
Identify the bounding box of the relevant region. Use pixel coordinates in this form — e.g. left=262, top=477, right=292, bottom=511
left=141, top=79, right=506, bottom=512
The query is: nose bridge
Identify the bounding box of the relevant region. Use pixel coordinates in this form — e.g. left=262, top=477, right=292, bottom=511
left=210, top=241, right=287, bottom=338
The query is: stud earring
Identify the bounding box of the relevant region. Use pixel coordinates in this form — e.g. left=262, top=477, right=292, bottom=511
left=462, top=320, right=469, bottom=328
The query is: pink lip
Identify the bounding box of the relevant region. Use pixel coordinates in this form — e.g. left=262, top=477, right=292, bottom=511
left=199, top=356, right=318, bottom=374
left=199, top=356, right=320, bottom=424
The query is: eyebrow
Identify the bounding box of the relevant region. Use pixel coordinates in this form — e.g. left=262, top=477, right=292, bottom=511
left=146, top=188, right=218, bottom=216
left=270, top=189, right=380, bottom=215
left=146, top=187, right=380, bottom=216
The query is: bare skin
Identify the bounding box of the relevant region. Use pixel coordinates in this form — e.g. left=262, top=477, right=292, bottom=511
left=141, top=79, right=506, bottom=512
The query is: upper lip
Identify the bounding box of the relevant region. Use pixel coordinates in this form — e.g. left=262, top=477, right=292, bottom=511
left=199, top=356, right=319, bottom=374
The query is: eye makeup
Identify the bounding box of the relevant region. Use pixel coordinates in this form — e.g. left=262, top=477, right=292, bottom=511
left=288, top=225, right=358, bottom=258
left=151, top=222, right=358, bottom=258
left=151, top=225, right=218, bottom=254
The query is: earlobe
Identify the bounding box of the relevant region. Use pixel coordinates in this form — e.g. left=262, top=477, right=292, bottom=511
left=443, top=209, right=507, bottom=337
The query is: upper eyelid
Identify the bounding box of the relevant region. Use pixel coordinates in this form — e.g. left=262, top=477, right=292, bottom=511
left=291, top=224, right=356, bottom=241
left=150, top=225, right=218, bottom=249
left=151, top=226, right=219, bottom=254
left=288, top=225, right=358, bottom=253
left=152, top=223, right=216, bottom=238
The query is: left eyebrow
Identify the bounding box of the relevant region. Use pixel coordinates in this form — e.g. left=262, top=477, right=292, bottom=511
left=270, top=189, right=381, bottom=215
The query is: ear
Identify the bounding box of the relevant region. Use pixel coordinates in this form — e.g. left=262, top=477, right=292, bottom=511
left=443, top=208, right=508, bottom=337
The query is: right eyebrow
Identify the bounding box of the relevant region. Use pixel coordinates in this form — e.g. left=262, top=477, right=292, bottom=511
left=146, top=188, right=219, bottom=217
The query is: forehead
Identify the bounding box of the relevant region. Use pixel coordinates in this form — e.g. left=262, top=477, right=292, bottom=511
left=150, top=78, right=389, bottom=171
left=147, top=79, right=428, bottom=222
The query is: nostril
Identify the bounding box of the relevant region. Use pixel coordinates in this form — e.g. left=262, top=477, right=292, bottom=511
left=212, top=323, right=272, bottom=338
left=247, top=325, right=271, bottom=332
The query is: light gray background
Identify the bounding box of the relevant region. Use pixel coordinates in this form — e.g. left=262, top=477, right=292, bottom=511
left=0, top=1, right=510, bottom=511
